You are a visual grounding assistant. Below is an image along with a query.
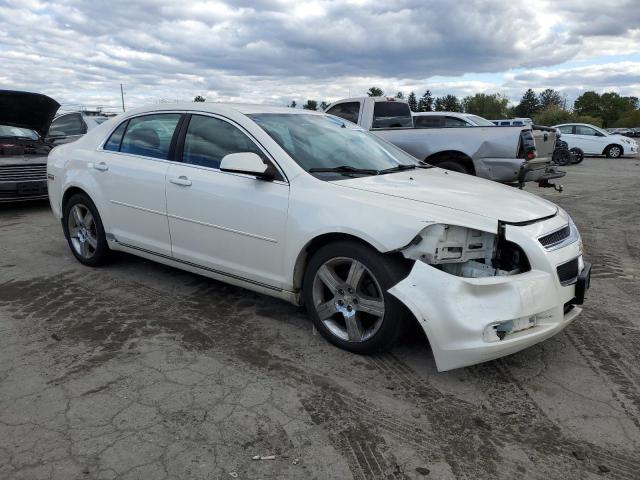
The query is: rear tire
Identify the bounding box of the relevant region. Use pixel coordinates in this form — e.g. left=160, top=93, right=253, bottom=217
left=604, top=144, right=623, bottom=158
left=303, top=241, right=410, bottom=354
left=62, top=193, right=110, bottom=267
left=437, top=160, right=471, bottom=174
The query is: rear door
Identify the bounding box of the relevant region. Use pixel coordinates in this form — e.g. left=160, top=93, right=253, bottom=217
left=165, top=114, right=289, bottom=288
left=93, top=112, right=183, bottom=255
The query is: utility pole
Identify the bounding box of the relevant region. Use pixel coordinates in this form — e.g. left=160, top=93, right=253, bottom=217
left=120, top=84, right=125, bottom=112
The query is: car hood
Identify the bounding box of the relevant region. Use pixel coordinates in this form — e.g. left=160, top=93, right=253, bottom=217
left=0, top=90, right=60, bottom=137
left=334, top=167, right=558, bottom=223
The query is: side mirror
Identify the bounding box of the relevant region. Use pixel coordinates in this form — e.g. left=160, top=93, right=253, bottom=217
left=220, top=152, right=273, bottom=180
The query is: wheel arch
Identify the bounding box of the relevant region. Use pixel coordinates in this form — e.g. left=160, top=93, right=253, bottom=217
left=603, top=143, right=623, bottom=156
left=61, top=185, right=90, bottom=210
left=425, top=150, right=475, bottom=174
left=291, top=232, right=411, bottom=293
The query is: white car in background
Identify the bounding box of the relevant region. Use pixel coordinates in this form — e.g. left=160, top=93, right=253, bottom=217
left=553, top=123, right=638, bottom=158
left=47, top=103, right=590, bottom=371
left=47, top=112, right=110, bottom=145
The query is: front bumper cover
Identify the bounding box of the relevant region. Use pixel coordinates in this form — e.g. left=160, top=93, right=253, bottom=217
left=389, top=218, right=587, bottom=371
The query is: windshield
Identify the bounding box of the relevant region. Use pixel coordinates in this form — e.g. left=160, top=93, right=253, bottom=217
left=466, top=115, right=495, bottom=127
left=249, top=113, right=421, bottom=178
left=0, top=124, right=39, bottom=140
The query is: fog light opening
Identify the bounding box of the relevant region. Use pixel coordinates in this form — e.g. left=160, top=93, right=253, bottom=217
left=484, top=315, right=537, bottom=342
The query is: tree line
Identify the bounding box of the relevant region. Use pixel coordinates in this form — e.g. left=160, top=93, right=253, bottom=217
left=193, top=87, right=640, bottom=127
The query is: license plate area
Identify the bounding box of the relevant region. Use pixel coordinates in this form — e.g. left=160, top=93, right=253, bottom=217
left=18, top=181, right=47, bottom=195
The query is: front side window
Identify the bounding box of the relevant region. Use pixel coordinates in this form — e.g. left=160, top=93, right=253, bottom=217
left=445, top=116, right=470, bottom=127
left=50, top=114, right=86, bottom=136
left=250, top=113, right=420, bottom=179
left=414, top=116, right=445, bottom=128
left=326, top=102, right=360, bottom=124
left=119, top=114, right=181, bottom=159
left=576, top=125, right=597, bottom=136
left=182, top=115, right=265, bottom=169
left=466, top=115, right=495, bottom=127
left=500, top=121, right=510, bottom=126
left=558, top=125, right=573, bottom=134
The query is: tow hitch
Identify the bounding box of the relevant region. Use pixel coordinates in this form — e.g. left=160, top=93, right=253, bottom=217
left=538, top=178, right=564, bottom=192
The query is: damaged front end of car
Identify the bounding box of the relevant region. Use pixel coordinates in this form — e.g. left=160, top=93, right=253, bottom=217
left=389, top=217, right=587, bottom=372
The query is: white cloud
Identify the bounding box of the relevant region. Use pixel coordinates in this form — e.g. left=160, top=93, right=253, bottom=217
left=0, top=0, right=638, bottom=110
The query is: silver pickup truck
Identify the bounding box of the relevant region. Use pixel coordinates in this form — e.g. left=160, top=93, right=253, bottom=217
left=325, top=97, right=564, bottom=187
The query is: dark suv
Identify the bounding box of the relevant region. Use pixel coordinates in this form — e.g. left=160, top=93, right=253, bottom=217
left=0, top=90, right=59, bottom=202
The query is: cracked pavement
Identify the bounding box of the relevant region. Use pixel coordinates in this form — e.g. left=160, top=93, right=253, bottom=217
left=1, top=157, right=639, bottom=479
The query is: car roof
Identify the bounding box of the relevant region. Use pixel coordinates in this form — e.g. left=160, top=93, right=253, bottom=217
left=122, top=103, right=326, bottom=117
left=412, top=111, right=468, bottom=116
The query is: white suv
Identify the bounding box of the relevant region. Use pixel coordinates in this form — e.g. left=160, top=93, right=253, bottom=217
left=553, top=123, right=638, bottom=158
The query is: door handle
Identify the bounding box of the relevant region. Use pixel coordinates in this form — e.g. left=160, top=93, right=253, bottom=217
left=93, top=162, right=108, bottom=172
left=169, top=175, right=192, bottom=186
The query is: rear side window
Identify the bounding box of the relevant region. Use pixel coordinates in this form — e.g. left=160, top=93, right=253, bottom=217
left=182, top=115, right=265, bottom=169
left=119, top=114, right=181, bottom=159
left=414, top=116, right=445, bottom=128
left=558, top=125, right=573, bottom=134
left=372, top=102, right=412, bottom=128
left=50, top=113, right=86, bottom=136
left=500, top=121, right=510, bottom=126
left=326, top=102, right=360, bottom=124
left=103, top=121, right=128, bottom=151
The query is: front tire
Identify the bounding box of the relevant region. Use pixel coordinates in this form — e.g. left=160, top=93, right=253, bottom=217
left=62, top=193, right=110, bottom=266
left=605, top=144, right=623, bottom=158
left=303, top=241, right=410, bottom=354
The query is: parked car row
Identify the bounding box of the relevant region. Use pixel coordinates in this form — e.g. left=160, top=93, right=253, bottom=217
left=324, top=97, right=563, bottom=188
left=607, top=127, right=640, bottom=138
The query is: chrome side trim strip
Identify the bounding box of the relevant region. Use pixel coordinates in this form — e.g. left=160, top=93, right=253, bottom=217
left=109, top=200, right=165, bottom=216
left=115, top=240, right=283, bottom=292
left=167, top=213, right=278, bottom=243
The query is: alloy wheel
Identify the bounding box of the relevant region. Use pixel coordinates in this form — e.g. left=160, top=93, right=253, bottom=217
left=67, top=203, right=98, bottom=259
left=311, top=257, right=385, bottom=342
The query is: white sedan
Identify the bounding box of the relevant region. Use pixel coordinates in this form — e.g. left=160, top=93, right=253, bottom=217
left=553, top=123, right=638, bottom=158
left=47, top=104, right=591, bottom=371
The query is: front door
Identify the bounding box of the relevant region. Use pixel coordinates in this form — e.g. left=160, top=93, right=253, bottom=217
left=93, top=112, right=183, bottom=255
left=572, top=125, right=604, bottom=154
left=165, top=114, right=289, bottom=288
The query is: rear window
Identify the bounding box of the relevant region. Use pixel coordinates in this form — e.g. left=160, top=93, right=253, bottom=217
left=372, top=102, right=412, bottom=129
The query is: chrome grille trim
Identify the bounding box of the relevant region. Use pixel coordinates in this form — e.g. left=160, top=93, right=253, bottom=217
left=0, top=164, right=47, bottom=182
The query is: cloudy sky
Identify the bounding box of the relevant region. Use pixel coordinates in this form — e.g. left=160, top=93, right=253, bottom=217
left=1, top=0, right=639, bottom=111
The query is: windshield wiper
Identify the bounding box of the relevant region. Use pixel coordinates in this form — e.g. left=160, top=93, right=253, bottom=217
left=378, top=164, right=417, bottom=174
left=308, top=165, right=380, bottom=175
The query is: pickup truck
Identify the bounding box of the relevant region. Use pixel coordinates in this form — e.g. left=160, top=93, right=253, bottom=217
left=325, top=97, right=563, bottom=187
